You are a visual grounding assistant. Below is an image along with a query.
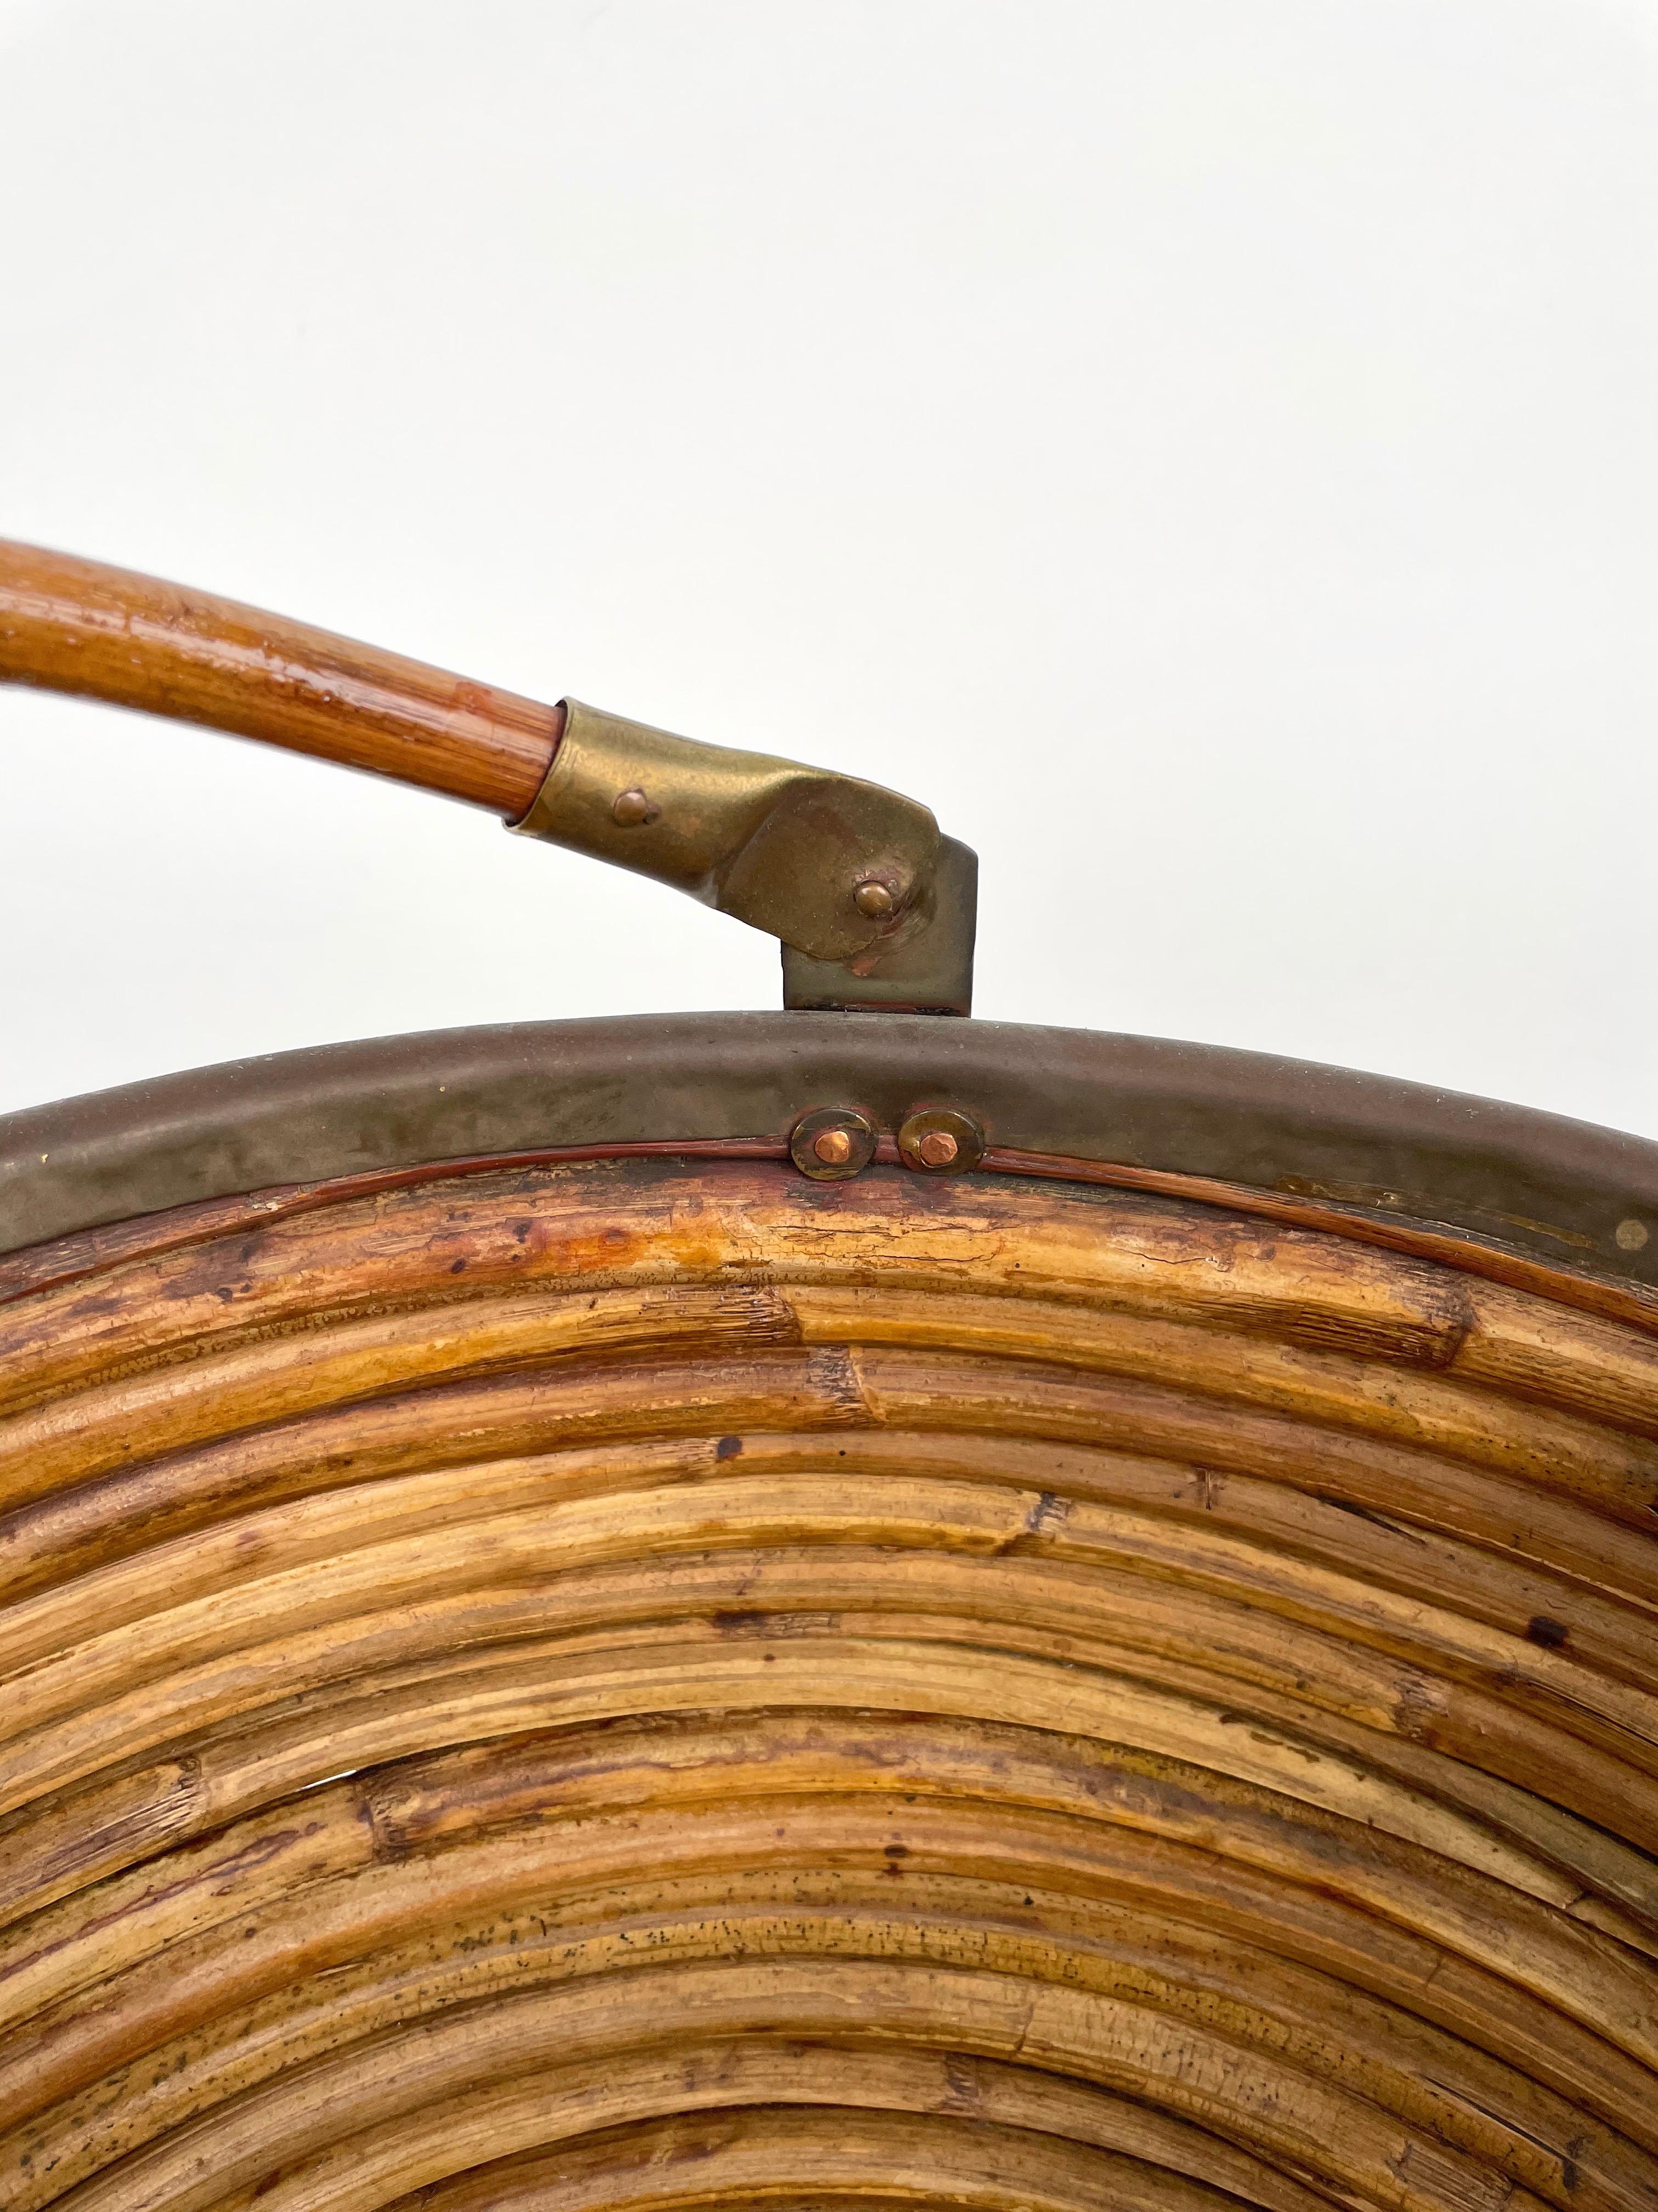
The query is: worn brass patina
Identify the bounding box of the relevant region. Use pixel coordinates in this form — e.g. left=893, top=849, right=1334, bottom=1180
left=781, top=832, right=977, bottom=1016
left=512, top=699, right=976, bottom=1013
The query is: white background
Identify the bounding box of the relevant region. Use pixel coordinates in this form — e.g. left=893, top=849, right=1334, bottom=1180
left=1, top=1, right=1654, bottom=1132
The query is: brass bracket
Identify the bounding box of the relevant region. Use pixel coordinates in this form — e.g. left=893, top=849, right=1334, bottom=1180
left=512, top=701, right=976, bottom=1014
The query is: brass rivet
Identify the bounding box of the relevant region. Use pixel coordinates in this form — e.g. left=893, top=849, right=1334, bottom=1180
left=813, top=1127, right=853, bottom=1166
left=1616, top=1217, right=1650, bottom=1252
left=853, top=879, right=895, bottom=918
left=916, top=1129, right=958, bottom=1168
left=612, top=787, right=658, bottom=827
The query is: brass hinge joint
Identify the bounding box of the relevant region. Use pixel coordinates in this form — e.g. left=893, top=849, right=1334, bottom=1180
left=512, top=700, right=976, bottom=1014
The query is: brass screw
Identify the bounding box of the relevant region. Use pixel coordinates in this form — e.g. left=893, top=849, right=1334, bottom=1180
left=612, top=787, right=658, bottom=827
left=813, top=1127, right=853, bottom=1166
left=915, top=1129, right=958, bottom=1169
left=853, top=878, right=895, bottom=919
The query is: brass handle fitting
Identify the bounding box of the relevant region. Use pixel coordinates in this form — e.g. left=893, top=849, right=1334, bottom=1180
left=514, top=701, right=976, bottom=1014
left=0, top=542, right=976, bottom=1015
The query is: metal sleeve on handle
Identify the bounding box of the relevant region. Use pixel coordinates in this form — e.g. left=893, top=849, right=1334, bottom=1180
left=511, top=698, right=946, bottom=968
left=0, top=539, right=976, bottom=1012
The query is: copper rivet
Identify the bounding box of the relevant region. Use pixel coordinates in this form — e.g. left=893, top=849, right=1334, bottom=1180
left=897, top=1108, right=984, bottom=1175
left=791, top=1107, right=876, bottom=1181
left=853, top=879, right=895, bottom=918
left=612, top=787, right=656, bottom=827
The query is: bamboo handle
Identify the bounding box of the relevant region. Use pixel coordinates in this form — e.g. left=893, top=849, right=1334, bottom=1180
left=0, top=539, right=561, bottom=816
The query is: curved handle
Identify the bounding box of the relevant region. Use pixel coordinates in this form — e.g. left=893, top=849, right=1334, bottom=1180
left=0, top=538, right=975, bottom=1013
left=0, top=538, right=560, bottom=814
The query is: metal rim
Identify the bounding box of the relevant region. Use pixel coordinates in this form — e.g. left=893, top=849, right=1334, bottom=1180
left=3, top=1011, right=1656, bottom=1296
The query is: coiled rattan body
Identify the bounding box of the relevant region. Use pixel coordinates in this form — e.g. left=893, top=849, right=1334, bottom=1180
left=3, top=1146, right=1658, bottom=2212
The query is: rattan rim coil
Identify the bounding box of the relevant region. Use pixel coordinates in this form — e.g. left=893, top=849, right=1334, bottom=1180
left=2, top=1151, right=1657, bottom=2212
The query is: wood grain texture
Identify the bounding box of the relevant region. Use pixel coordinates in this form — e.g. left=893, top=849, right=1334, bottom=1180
left=2, top=1155, right=1656, bottom=2211
left=0, top=538, right=560, bottom=814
